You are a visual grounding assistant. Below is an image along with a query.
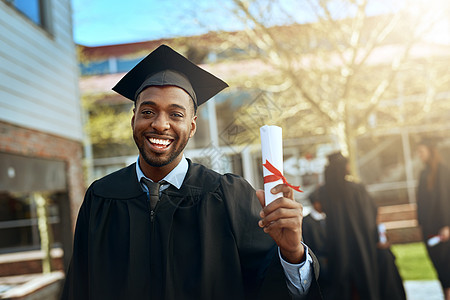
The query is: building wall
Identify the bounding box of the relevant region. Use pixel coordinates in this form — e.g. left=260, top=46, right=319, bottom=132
left=0, top=0, right=84, bottom=275
left=0, top=0, right=82, bottom=141
left=0, top=0, right=84, bottom=219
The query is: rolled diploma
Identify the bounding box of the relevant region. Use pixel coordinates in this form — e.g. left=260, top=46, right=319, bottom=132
left=260, top=125, right=283, bottom=205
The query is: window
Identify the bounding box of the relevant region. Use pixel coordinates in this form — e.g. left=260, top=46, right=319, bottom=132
left=0, top=153, right=68, bottom=253
left=80, top=57, right=145, bottom=76
left=5, top=0, right=50, bottom=30
left=80, top=60, right=110, bottom=76
left=117, top=57, right=142, bottom=73
left=0, top=191, right=65, bottom=253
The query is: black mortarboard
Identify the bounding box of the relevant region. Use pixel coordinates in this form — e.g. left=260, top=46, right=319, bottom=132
left=112, top=44, right=228, bottom=106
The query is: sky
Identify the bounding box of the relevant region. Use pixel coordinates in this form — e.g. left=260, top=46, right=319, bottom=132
left=72, top=0, right=449, bottom=47
left=71, top=0, right=243, bottom=46
left=71, top=0, right=330, bottom=46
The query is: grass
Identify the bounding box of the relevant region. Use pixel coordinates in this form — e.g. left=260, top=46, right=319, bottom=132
left=390, top=242, right=438, bottom=281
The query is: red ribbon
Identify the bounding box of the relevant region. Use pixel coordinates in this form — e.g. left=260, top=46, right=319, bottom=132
left=263, top=160, right=303, bottom=192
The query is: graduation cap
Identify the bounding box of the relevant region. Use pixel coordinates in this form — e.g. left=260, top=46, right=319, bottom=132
left=112, top=44, right=228, bottom=107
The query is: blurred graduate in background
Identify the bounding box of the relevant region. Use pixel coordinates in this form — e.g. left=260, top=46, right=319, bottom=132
left=417, top=138, right=450, bottom=300
left=311, top=152, right=405, bottom=300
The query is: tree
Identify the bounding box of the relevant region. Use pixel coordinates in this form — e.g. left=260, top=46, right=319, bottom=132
left=82, top=93, right=136, bottom=159
left=199, top=0, right=450, bottom=178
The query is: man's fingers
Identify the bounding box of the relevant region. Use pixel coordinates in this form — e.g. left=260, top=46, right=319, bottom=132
left=261, top=207, right=302, bottom=225
left=271, top=184, right=293, bottom=199
left=261, top=217, right=302, bottom=234
left=263, top=197, right=302, bottom=216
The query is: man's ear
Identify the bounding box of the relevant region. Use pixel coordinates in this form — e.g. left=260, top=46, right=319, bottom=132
left=131, top=108, right=136, bottom=128
left=189, top=115, right=197, bottom=138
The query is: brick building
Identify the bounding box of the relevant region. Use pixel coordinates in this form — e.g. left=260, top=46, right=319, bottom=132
left=0, top=0, right=84, bottom=284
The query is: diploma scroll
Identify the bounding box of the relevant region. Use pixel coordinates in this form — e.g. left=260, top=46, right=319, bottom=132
left=260, top=125, right=284, bottom=205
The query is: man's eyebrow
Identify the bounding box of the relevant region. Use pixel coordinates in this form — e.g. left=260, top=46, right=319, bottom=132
left=139, top=100, right=156, bottom=107
left=139, top=100, right=187, bottom=112
left=168, top=103, right=187, bottom=112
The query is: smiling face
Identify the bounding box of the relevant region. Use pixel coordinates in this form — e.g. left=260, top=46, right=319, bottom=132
left=132, top=85, right=197, bottom=179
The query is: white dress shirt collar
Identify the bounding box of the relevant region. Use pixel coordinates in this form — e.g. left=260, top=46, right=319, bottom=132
left=135, top=155, right=188, bottom=190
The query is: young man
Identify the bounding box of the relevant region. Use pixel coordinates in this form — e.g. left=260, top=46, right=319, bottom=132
left=62, top=45, right=320, bottom=300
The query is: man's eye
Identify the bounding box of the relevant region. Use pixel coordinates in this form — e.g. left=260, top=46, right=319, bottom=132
left=171, top=113, right=183, bottom=118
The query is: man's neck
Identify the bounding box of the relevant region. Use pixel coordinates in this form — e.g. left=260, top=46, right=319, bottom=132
left=138, top=155, right=183, bottom=182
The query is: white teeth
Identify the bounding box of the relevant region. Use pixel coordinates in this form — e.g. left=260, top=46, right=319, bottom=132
left=149, top=137, right=171, bottom=146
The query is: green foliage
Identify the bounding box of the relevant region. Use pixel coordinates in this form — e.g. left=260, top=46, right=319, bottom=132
left=391, top=242, right=438, bottom=280
left=88, top=106, right=133, bottom=145
left=82, top=94, right=135, bottom=158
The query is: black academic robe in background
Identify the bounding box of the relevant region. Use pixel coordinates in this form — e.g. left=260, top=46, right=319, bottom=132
left=302, top=214, right=330, bottom=296
left=303, top=205, right=406, bottom=300
left=62, top=160, right=321, bottom=300
left=318, top=182, right=380, bottom=300
left=417, top=163, right=450, bottom=288
left=376, top=248, right=406, bottom=300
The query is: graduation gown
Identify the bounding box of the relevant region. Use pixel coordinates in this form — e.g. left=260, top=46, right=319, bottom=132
left=62, top=160, right=321, bottom=300
left=302, top=214, right=330, bottom=295
left=417, top=163, right=450, bottom=288
left=376, top=248, right=406, bottom=300
left=318, top=182, right=380, bottom=300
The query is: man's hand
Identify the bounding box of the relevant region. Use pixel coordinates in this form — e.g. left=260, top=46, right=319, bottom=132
left=256, top=184, right=305, bottom=264
left=377, top=241, right=391, bottom=249
left=439, top=226, right=450, bottom=242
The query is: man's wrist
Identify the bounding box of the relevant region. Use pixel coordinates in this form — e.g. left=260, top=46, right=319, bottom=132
left=280, top=244, right=305, bottom=264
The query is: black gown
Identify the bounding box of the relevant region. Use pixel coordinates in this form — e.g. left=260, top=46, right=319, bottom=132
left=376, top=247, right=406, bottom=300
left=302, top=213, right=331, bottom=295
left=304, top=195, right=405, bottom=300
left=417, top=163, right=450, bottom=288
left=61, top=160, right=321, bottom=299
left=318, top=182, right=380, bottom=300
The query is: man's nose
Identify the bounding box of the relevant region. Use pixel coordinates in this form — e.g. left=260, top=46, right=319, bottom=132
left=151, top=113, right=170, bottom=131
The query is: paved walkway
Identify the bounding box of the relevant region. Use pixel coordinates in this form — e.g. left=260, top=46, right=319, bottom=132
left=404, top=280, right=444, bottom=300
